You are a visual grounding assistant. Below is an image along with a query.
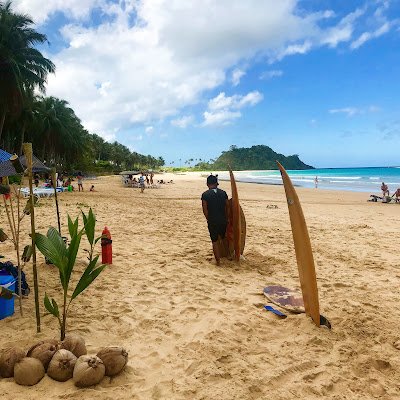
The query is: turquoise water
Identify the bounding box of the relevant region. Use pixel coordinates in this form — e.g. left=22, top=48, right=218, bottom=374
left=217, top=167, right=400, bottom=193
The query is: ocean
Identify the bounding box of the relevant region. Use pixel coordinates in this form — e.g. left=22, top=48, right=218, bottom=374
left=217, top=167, right=400, bottom=193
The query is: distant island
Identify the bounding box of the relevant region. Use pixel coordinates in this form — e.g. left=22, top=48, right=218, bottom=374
left=196, top=145, right=314, bottom=170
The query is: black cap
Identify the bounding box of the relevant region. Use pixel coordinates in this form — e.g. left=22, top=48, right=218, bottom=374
left=207, top=175, right=218, bottom=185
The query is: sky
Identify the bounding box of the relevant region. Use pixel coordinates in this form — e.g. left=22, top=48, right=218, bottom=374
left=12, top=0, right=400, bottom=168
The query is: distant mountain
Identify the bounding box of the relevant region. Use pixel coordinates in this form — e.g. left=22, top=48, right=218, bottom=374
left=210, top=145, right=314, bottom=170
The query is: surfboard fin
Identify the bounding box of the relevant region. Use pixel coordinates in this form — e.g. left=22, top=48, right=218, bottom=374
left=319, top=315, right=331, bottom=329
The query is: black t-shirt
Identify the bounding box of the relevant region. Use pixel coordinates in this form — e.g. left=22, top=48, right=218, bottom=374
left=201, top=188, right=228, bottom=224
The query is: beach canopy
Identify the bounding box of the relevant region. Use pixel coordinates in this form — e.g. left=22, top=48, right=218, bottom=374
left=0, top=149, right=50, bottom=177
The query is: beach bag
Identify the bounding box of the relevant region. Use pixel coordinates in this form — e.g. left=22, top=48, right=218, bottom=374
left=0, top=261, right=30, bottom=296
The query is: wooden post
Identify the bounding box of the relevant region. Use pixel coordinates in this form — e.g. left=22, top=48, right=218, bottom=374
left=23, top=143, right=41, bottom=332
left=51, top=168, right=62, bottom=235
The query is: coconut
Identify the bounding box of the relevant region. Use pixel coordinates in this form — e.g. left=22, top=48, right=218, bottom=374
left=14, top=357, right=45, bottom=386
left=96, top=346, right=128, bottom=376
left=0, top=347, right=25, bottom=377
left=47, top=349, right=77, bottom=382
left=27, top=341, right=59, bottom=370
left=61, top=334, right=87, bottom=358
left=26, top=339, right=60, bottom=356
left=73, top=355, right=105, bottom=387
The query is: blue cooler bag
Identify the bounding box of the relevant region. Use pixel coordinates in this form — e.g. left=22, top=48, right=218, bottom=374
left=0, top=273, right=16, bottom=319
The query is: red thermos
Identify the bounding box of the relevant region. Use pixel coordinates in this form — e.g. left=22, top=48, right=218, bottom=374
left=101, top=226, right=112, bottom=264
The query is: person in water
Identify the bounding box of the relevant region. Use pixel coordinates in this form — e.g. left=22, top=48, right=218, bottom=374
left=201, top=175, right=230, bottom=265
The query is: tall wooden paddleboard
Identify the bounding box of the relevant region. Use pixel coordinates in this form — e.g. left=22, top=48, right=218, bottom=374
left=277, top=162, right=330, bottom=328
left=229, top=168, right=242, bottom=261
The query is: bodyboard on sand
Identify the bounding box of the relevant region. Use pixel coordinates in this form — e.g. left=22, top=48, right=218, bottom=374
left=263, top=286, right=331, bottom=328
left=263, top=285, right=304, bottom=313
left=277, top=161, right=331, bottom=329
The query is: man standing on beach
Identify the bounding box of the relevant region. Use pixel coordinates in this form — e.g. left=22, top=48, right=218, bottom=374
left=139, top=173, right=145, bottom=193
left=201, top=175, right=230, bottom=265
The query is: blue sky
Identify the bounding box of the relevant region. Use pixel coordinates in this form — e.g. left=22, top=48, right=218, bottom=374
left=13, top=0, right=400, bottom=167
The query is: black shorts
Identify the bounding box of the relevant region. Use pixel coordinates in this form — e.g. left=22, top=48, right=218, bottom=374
left=208, top=222, right=227, bottom=242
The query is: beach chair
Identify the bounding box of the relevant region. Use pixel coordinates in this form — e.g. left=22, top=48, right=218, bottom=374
left=20, top=187, right=55, bottom=198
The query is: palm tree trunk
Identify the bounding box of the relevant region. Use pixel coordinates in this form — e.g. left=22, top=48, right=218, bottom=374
left=0, top=108, right=6, bottom=142
left=19, top=123, right=26, bottom=155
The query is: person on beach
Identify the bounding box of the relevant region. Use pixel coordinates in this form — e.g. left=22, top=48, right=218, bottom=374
left=77, top=172, right=84, bottom=192
left=381, top=182, right=389, bottom=196
left=393, top=188, right=400, bottom=203
left=139, top=173, right=145, bottom=193
left=34, top=173, right=39, bottom=188
left=314, top=176, right=318, bottom=188
left=90, top=185, right=95, bottom=192
left=201, top=175, right=230, bottom=266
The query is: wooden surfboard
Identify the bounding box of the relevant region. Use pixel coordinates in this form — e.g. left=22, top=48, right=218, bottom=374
left=229, top=168, right=242, bottom=261
left=277, top=162, right=330, bottom=328
left=216, top=200, right=246, bottom=258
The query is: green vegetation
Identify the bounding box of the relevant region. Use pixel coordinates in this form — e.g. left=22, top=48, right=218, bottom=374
left=0, top=1, right=164, bottom=173
left=35, top=209, right=106, bottom=340
left=195, top=145, right=313, bottom=170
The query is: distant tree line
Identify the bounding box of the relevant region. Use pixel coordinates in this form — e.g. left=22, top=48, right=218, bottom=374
left=0, top=1, right=164, bottom=172
left=195, top=145, right=314, bottom=170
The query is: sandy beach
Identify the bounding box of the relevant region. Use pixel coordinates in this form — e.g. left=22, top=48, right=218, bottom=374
left=1, top=173, right=400, bottom=399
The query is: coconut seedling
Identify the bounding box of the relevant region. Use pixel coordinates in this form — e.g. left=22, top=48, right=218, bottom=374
left=35, top=208, right=106, bottom=340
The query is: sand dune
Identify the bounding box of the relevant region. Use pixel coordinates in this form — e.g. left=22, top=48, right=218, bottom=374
left=1, top=173, right=399, bottom=399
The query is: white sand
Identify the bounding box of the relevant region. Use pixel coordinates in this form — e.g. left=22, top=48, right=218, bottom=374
left=1, top=173, right=399, bottom=399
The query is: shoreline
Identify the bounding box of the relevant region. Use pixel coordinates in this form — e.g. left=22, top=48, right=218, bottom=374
left=186, top=171, right=384, bottom=195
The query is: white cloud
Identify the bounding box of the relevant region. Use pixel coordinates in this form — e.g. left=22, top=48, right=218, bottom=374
left=203, top=91, right=263, bottom=126
left=329, top=105, right=381, bottom=117
left=350, top=22, right=390, bottom=49
left=13, top=0, right=103, bottom=23
left=12, top=1, right=394, bottom=139
left=320, top=7, right=365, bottom=48
left=329, top=107, right=360, bottom=117
left=208, top=91, right=263, bottom=112
left=231, top=69, right=245, bottom=86
left=203, top=110, right=242, bottom=126
left=145, top=126, right=154, bottom=134
left=260, top=70, right=283, bottom=80
left=274, top=41, right=313, bottom=61
left=171, top=115, right=194, bottom=128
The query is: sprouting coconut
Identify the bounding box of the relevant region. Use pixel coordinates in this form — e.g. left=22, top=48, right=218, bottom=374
left=27, top=341, right=59, bottom=370
left=61, top=335, right=87, bottom=358
left=14, top=357, right=45, bottom=386
left=0, top=347, right=25, bottom=378
left=26, top=339, right=60, bottom=355
left=96, top=346, right=128, bottom=376
left=47, top=349, right=77, bottom=382
left=73, top=355, right=105, bottom=387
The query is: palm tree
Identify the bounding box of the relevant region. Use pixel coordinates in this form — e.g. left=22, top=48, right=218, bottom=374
left=0, top=1, right=55, bottom=139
